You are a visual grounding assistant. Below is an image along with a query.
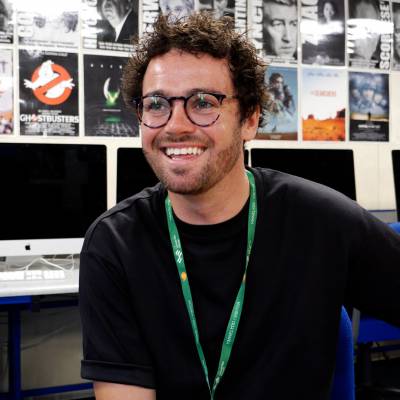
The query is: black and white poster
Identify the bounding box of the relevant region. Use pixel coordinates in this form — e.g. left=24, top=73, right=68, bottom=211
left=161, top=0, right=194, bottom=17
left=349, top=71, right=389, bottom=141
left=19, top=50, right=79, bottom=136
left=0, top=49, right=13, bottom=134
left=301, top=0, right=345, bottom=65
left=0, top=0, right=13, bottom=44
left=347, top=0, right=392, bottom=69
left=251, top=0, right=298, bottom=63
left=82, top=0, right=138, bottom=52
left=392, top=0, right=400, bottom=70
left=84, top=55, right=139, bottom=137
left=17, top=0, right=79, bottom=49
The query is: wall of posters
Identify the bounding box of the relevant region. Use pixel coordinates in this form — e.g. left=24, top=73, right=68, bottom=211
left=301, top=0, right=345, bottom=66
left=84, top=55, right=139, bottom=137
left=257, top=66, right=297, bottom=140
left=82, top=0, right=138, bottom=52
left=19, top=50, right=79, bottom=136
left=17, top=0, right=79, bottom=49
left=347, top=0, right=392, bottom=70
left=392, top=0, right=400, bottom=70
left=302, top=68, right=346, bottom=141
left=0, top=49, right=12, bottom=134
left=349, top=71, right=389, bottom=141
left=0, top=0, right=13, bottom=43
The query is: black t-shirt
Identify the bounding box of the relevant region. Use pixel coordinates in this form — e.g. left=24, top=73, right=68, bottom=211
left=80, top=167, right=400, bottom=400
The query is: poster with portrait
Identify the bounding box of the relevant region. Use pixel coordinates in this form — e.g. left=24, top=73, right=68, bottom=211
left=19, top=50, right=79, bottom=136
left=0, top=0, right=13, bottom=43
left=347, top=0, right=392, bottom=70
left=301, top=0, right=345, bottom=66
left=17, top=0, right=79, bottom=49
left=82, top=0, right=138, bottom=52
left=349, top=71, right=389, bottom=141
left=250, top=0, right=298, bottom=64
left=392, top=0, right=400, bottom=70
left=0, top=49, right=13, bottom=134
left=302, top=68, right=345, bottom=141
left=84, top=55, right=139, bottom=137
left=257, top=66, right=297, bottom=140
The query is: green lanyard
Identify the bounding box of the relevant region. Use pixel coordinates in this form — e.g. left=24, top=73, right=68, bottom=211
left=164, top=170, right=258, bottom=399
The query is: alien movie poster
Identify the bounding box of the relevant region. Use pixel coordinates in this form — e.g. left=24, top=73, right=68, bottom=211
left=302, top=68, right=346, bottom=141
left=82, top=0, right=138, bottom=52
left=84, top=55, right=139, bottom=137
left=19, top=50, right=79, bottom=136
left=301, top=0, right=345, bottom=66
left=250, top=0, right=298, bottom=64
left=349, top=71, right=389, bottom=141
left=347, top=0, right=392, bottom=70
left=257, top=66, right=297, bottom=140
left=0, top=49, right=13, bottom=134
left=0, top=0, right=13, bottom=43
left=17, top=0, right=79, bottom=49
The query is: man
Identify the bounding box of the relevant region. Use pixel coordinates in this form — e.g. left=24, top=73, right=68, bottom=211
left=80, top=13, right=400, bottom=400
left=97, top=0, right=138, bottom=44
left=159, top=0, right=194, bottom=18
left=263, top=0, right=298, bottom=60
left=393, top=2, right=400, bottom=65
left=348, top=0, right=380, bottom=63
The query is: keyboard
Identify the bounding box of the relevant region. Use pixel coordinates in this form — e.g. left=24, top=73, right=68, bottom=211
left=0, top=270, right=66, bottom=281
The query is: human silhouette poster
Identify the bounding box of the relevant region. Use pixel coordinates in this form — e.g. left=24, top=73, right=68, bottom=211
left=257, top=66, right=297, bottom=140
left=84, top=55, right=139, bottom=137
left=0, top=49, right=13, bottom=134
left=17, top=0, right=79, bottom=49
left=302, top=68, right=346, bottom=141
left=301, top=0, right=345, bottom=66
left=347, top=0, right=392, bottom=69
left=349, top=71, right=389, bottom=141
left=19, top=50, right=79, bottom=136
left=82, top=0, right=138, bottom=52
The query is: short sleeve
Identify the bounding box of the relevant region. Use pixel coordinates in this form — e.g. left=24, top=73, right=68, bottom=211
left=79, top=240, right=156, bottom=388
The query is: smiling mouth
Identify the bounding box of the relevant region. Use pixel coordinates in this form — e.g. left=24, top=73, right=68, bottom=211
left=163, top=147, right=205, bottom=158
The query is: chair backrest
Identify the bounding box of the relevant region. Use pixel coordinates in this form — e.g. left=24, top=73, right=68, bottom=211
left=331, top=307, right=355, bottom=400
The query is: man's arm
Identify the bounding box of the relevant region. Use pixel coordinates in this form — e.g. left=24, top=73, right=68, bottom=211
left=94, top=381, right=156, bottom=400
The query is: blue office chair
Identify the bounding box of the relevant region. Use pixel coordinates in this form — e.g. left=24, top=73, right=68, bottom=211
left=331, top=306, right=355, bottom=400
left=353, top=222, right=400, bottom=397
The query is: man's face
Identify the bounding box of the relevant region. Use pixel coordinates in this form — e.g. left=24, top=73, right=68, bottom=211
left=263, top=2, right=297, bottom=58
left=362, top=87, right=375, bottom=102
left=161, top=0, right=192, bottom=17
left=271, top=77, right=284, bottom=92
left=214, top=0, right=228, bottom=15
left=141, top=50, right=255, bottom=195
left=101, top=0, right=129, bottom=27
left=394, top=10, right=400, bottom=61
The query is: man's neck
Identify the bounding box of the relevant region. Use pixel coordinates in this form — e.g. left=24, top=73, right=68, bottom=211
left=167, top=167, right=250, bottom=225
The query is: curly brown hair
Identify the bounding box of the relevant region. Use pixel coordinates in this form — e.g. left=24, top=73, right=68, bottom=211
left=122, top=12, right=269, bottom=125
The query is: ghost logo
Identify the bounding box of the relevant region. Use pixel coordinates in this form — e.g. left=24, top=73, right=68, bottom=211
left=103, top=77, right=120, bottom=106
left=24, top=60, right=75, bottom=106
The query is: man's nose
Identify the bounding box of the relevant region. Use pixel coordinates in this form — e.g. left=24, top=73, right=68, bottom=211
left=164, top=100, right=196, bottom=134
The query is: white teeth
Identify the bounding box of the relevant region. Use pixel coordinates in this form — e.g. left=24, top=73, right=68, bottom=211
left=165, top=147, right=204, bottom=156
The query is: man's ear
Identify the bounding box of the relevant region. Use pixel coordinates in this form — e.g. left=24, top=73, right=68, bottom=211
left=241, top=106, right=260, bottom=142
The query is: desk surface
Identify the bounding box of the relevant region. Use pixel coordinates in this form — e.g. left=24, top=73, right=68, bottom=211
left=0, top=269, right=79, bottom=297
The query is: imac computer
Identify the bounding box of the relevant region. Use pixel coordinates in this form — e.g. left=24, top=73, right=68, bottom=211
left=392, top=150, right=400, bottom=218
left=0, top=143, right=107, bottom=260
left=117, top=147, right=159, bottom=203
left=250, top=148, right=357, bottom=200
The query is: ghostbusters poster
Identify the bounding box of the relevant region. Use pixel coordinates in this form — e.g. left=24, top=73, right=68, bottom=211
left=0, top=49, right=13, bottom=134
left=19, top=50, right=79, bottom=136
left=84, top=55, right=139, bottom=137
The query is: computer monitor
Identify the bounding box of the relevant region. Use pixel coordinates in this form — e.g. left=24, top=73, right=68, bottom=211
left=250, top=148, right=357, bottom=200
left=0, top=143, right=107, bottom=258
left=392, top=150, right=400, bottom=217
left=117, top=148, right=159, bottom=203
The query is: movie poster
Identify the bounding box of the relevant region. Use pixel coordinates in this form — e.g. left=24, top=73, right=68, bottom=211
left=349, top=71, right=389, bottom=141
left=302, top=68, right=345, bottom=141
left=257, top=66, right=297, bottom=140
left=19, top=50, right=79, bottom=136
left=392, top=0, right=400, bottom=70
left=198, top=0, right=247, bottom=33
left=0, top=49, right=13, bottom=134
left=250, top=0, right=298, bottom=64
left=17, top=0, right=79, bottom=49
left=82, top=0, right=138, bottom=52
left=0, top=0, right=13, bottom=44
left=347, top=0, right=392, bottom=70
left=84, top=55, right=139, bottom=137
left=301, top=0, right=345, bottom=66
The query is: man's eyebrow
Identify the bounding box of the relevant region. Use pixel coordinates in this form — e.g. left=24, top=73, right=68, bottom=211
left=143, top=88, right=223, bottom=97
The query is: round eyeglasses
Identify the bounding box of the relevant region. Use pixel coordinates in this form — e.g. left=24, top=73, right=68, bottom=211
left=133, top=92, right=237, bottom=129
